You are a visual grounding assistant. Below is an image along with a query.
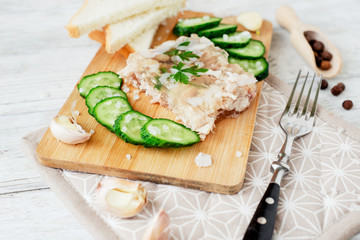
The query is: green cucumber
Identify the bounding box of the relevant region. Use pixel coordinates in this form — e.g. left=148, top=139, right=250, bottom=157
left=198, top=24, right=237, bottom=38
left=114, top=110, right=152, bottom=145
left=229, top=57, right=269, bottom=81
left=173, top=16, right=222, bottom=36
left=93, top=97, right=132, bottom=132
left=226, top=40, right=266, bottom=59
left=78, top=71, right=122, bottom=98
left=85, top=86, right=127, bottom=115
left=141, top=119, right=200, bottom=148
left=211, top=31, right=251, bottom=48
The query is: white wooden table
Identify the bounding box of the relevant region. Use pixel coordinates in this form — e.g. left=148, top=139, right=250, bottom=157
left=1, top=0, right=359, bottom=239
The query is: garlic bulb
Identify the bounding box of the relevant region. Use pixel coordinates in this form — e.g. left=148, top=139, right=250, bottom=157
left=96, top=177, right=147, bottom=218
left=50, top=115, right=93, bottom=144
left=236, top=12, right=263, bottom=32
left=142, top=209, right=170, bottom=240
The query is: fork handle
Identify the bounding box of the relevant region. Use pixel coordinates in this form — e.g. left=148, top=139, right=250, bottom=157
left=243, top=182, right=280, bottom=240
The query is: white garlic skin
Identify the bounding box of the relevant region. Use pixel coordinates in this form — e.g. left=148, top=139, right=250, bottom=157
left=50, top=115, right=92, bottom=144
left=142, top=209, right=170, bottom=240
left=96, top=177, right=147, bottom=218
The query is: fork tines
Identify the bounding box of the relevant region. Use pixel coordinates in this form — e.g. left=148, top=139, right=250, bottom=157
left=284, top=70, right=321, bottom=119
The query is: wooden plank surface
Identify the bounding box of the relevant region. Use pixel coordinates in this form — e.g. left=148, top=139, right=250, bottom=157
left=36, top=11, right=272, bottom=194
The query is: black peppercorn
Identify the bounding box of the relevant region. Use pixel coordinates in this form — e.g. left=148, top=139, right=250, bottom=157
left=342, top=100, right=353, bottom=110
left=321, top=79, right=328, bottom=90
left=331, top=85, right=343, bottom=96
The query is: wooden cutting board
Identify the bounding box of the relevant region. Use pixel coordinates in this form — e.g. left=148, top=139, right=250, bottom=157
left=36, top=11, right=272, bottom=194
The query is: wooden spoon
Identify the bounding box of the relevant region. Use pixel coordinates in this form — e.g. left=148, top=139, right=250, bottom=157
left=276, top=5, right=342, bottom=78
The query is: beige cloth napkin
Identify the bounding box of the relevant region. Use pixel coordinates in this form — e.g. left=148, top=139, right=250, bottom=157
left=21, top=73, right=360, bottom=240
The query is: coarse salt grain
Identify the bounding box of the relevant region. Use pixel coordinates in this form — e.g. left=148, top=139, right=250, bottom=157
left=122, top=84, right=129, bottom=93
left=195, top=152, right=212, bottom=167
left=134, top=94, right=140, bottom=101
left=236, top=151, right=242, bottom=157
left=126, top=154, right=132, bottom=160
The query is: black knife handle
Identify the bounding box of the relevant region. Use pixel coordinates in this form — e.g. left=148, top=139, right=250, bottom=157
left=243, top=183, right=280, bottom=240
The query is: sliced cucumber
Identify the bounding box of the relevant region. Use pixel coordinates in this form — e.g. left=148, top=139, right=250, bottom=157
left=211, top=31, right=251, bottom=48
left=141, top=119, right=200, bottom=148
left=173, top=16, right=222, bottom=36
left=229, top=57, right=269, bottom=81
left=85, top=86, right=127, bottom=115
left=198, top=24, right=237, bottom=38
left=114, top=110, right=152, bottom=145
left=93, top=97, right=132, bottom=132
left=226, top=40, right=265, bottom=59
left=78, top=71, right=122, bottom=98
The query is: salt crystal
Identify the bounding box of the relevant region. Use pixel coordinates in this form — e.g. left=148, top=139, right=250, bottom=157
left=236, top=151, right=242, bottom=157
left=195, top=152, right=212, bottom=167
left=133, top=94, right=140, bottom=101
left=126, top=154, right=132, bottom=160
left=122, top=84, right=129, bottom=93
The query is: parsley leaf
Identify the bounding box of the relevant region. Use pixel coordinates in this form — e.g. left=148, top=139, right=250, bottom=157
left=172, top=71, right=189, bottom=84
left=160, top=67, right=168, bottom=73
left=182, top=65, right=208, bottom=76
left=172, top=62, right=185, bottom=71
left=178, top=41, right=190, bottom=47
left=177, top=51, right=200, bottom=61
left=170, top=63, right=208, bottom=85
left=164, top=49, right=179, bottom=56
left=153, top=76, right=163, bottom=90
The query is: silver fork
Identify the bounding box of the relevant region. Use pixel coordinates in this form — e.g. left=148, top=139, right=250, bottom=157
left=243, top=71, right=321, bottom=240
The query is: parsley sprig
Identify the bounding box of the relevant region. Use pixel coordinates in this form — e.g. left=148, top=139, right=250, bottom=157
left=164, top=41, right=199, bottom=61
left=178, top=41, right=190, bottom=47
left=154, top=40, right=208, bottom=89
left=178, top=51, right=199, bottom=61
left=170, top=62, right=208, bottom=84
left=153, top=76, right=163, bottom=90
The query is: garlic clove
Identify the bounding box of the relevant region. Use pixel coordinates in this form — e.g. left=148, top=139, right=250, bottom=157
left=50, top=115, right=93, bottom=144
left=96, top=177, right=147, bottom=218
left=142, top=209, right=170, bottom=240
left=236, top=12, right=263, bottom=32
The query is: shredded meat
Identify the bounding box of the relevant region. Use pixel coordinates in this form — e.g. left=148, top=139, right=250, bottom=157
left=120, top=35, right=257, bottom=140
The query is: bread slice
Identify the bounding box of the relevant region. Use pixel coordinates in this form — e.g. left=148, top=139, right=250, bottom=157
left=127, top=25, right=158, bottom=52
left=105, top=5, right=183, bottom=54
left=67, top=0, right=186, bottom=38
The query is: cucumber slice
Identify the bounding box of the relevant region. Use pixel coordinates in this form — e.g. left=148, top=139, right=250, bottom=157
left=229, top=57, right=269, bottom=81
left=141, top=119, right=200, bottom=148
left=198, top=24, right=237, bottom=38
left=85, top=86, right=127, bottom=115
left=211, top=31, right=251, bottom=48
left=114, top=110, right=152, bottom=145
left=93, top=97, right=132, bottom=132
left=173, top=16, right=222, bottom=36
left=78, top=71, right=122, bottom=98
left=226, top=40, right=266, bottom=59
